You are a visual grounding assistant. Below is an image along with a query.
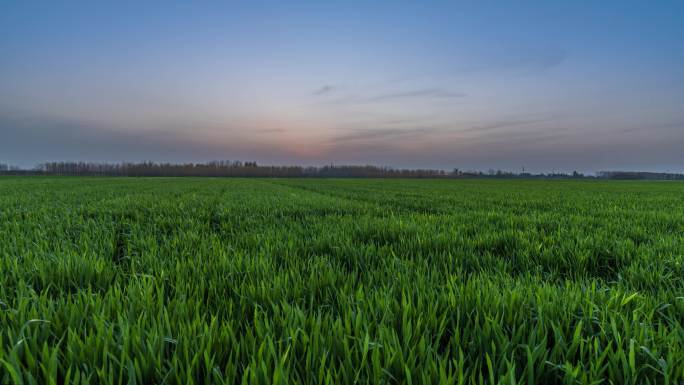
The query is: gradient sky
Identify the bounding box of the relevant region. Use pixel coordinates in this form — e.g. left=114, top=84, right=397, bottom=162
left=1, top=1, right=683, bottom=172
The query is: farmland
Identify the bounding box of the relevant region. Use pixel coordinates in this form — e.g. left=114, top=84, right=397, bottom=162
left=0, top=177, right=682, bottom=384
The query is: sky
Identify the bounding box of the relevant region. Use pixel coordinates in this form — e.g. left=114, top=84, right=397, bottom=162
left=1, top=1, right=683, bottom=173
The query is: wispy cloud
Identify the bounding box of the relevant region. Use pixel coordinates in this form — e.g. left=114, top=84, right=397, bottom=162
left=460, top=117, right=556, bottom=133
left=620, top=121, right=684, bottom=134
left=312, top=85, right=335, bottom=96
left=332, top=127, right=437, bottom=144
left=252, top=127, right=286, bottom=133
left=319, top=87, right=466, bottom=105
left=365, top=88, right=466, bottom=102
left=459, top=48, right=567, bottom=73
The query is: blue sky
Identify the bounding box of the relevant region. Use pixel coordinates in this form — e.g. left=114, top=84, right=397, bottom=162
left=1, top=1, right=683, bottom=172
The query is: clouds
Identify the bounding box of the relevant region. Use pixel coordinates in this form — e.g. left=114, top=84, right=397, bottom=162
left=0, top=110, right=297, bottom=166
left=311, top=83, right=467, bottom=106
left=620, top=121, right=684, bottom=134
left=461, top=48, right=568, bottom=73
left=2, top=105, right=683, bottom=174
left=330, top=127, right=437, bottom=145
left=312, top=85, right=335, bottom=96
left=0, top=111, right=201, bottom=164
left=364, top=89, right=466, bottom=102
left=459, top=117, right=557, bottom=133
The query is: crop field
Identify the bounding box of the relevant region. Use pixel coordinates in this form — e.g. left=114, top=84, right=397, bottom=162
left=0, top=177, right=683, bottom=384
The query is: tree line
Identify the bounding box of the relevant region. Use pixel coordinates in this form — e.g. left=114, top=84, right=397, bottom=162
left=595, top=171, right=684, bottom=180
left=1, top=161, right=571, bottom=178
left=1, top=161, right=682, bottom=179
left=26, top=161, right=454, bottom=178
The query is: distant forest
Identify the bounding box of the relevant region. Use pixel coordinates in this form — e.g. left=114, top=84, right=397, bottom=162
left=0, top=161, right=683, bottom=179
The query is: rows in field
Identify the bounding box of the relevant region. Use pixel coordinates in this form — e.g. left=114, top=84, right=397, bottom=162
left=2, top=178, right=681, bottom=296
left=263, top=180, right=684, bottom=291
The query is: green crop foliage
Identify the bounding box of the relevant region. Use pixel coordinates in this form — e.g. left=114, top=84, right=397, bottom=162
left=0, top=177, right=682, bottom=384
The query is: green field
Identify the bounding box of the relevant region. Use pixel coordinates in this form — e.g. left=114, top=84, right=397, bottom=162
left=1, top=177, right=682, bottom=384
